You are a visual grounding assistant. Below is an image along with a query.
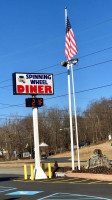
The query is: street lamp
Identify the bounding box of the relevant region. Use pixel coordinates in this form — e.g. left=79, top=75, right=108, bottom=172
left=61, top=58, right=80, bottom=170
left=61, top=58, right=78, bottom=67
left=71, top=58, right=78, bottom=65
left=61, top=61, right=68, bottom=67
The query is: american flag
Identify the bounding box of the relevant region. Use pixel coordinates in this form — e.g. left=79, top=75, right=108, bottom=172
left=65, top=9, right=78, bottom=61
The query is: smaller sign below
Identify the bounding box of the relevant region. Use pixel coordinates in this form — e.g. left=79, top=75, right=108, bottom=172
left=26, top=98, right=43, bottom=107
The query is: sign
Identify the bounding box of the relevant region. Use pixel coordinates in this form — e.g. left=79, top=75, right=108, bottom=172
left=26, top=98, right=43, bottom=107
left=12, top=73, right=54, bottom=95
left=13, top=151, right=16, bottom=158
left=23, top=152, right=30, bottom=158
left=74, top=145, right=77, bottom=149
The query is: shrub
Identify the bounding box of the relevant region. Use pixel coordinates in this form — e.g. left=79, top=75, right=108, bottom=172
left=54, top=160, right=58, bottom=168
left=42, top=163, right=45, bottom=171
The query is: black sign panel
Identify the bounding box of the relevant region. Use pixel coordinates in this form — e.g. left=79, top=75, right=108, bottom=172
left=26, top=98, right=43, bottom=107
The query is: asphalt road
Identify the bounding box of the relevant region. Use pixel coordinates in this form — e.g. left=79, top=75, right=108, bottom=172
left=0, top=167, right=29, bottom=175
left=0, top=174, right=112, bottom=200
left=41, top=157, right=87, bottom=164
left=0, top=157, right=87, bottom=176
left=0, top=157, right=87, bottom=164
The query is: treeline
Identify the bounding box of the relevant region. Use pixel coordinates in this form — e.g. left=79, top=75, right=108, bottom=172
left=0, top=97, right=112, bottom=160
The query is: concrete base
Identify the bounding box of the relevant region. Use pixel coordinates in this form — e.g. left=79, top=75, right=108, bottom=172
left=34, top=166, right=48, bottom=180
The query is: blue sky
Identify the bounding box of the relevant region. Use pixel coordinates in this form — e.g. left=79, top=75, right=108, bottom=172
left=0, top=0, right=112, bottom=121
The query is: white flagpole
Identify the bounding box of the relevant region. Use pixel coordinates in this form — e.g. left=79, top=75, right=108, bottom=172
left=71, top=64, right=80, bottom=170
left=65, top=7, right=74, bottom=170
left=67, top=63, right=75, bottom=170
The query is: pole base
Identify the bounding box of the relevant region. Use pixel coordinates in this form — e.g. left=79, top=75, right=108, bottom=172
left=34, top=166, right=48, bottom=180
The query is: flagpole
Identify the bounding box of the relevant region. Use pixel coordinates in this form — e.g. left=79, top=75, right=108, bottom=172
left=65, top=7, right=67, bottom=25
left=67, top=62, right=75, bottom=171
left=71, top=63, right=80, bottom=170
left=64, top=7, right=75, bottom=170
left=65, top=7, right=75, bottom=171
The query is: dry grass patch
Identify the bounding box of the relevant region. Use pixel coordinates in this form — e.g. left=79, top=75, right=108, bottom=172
left=0, top=140, right=112, bottom=168
left=50, top=140, right=112, bottom=161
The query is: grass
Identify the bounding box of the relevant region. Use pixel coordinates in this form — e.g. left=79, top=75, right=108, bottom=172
left=49, top=140, right=112, bottom=167
left=0, top=140, right=112, bottom=168
left=76, top=140, right=112, bottom=160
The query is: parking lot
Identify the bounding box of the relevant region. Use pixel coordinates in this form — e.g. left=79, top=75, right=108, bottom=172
left=0, top=174, right=112, bottom=200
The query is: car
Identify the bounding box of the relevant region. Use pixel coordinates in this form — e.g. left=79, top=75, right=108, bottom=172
left=41, top=154, right=47, bottom=159
left=49, top=152, right=55, bottom=156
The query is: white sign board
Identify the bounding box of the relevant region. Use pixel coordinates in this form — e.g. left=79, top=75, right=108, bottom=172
left=12, top=73, right=54, bottom=95
left=23, top=152, right=30, bottom=158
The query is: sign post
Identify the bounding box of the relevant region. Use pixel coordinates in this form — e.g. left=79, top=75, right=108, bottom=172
left=32, top=101, right=47, bottom=179
left=12, top=72, right=54, bottom=180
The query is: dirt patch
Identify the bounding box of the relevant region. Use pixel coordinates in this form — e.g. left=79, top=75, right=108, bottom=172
left=73, top=166, right=112, bottom=174
left=54, top=166, right=112, bottom=174
left=54, top=166, right=112, bottom=181
left=50, top=166, right=112, bottom=181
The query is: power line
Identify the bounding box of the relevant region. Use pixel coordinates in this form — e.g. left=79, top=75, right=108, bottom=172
left=76, top=83, right=112, bottom=94
left=0, top=102, right=24, bottom=108
left=1, top=57, right=112, bottom=91
left=44, top=83, right=112, bottom=101
left=54, top=59, right=112, bottom=77
left=78, top=46, right=112, bottom=59
left=0, top=106, right=112, bottom=119
left=0, top=85, right=12, bottom=89
left=0, top=82, right=112, bottom=109
left=0, top=111, right=111, bottom=119
left=34, top=63, right=60, bottom=72
left=77, top=17, right=112, bottom=35
left=1, top=45, right=112, bottom=85
left=0, top=79, right=11, bottom=84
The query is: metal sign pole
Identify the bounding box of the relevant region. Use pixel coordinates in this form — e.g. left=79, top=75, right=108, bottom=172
left=67, top=63, right=75, bottom=171
left=32, top=102, right=47, bottom=180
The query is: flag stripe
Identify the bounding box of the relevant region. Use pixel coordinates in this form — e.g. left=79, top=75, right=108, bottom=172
left=65, top=13, right=77, bottom=61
